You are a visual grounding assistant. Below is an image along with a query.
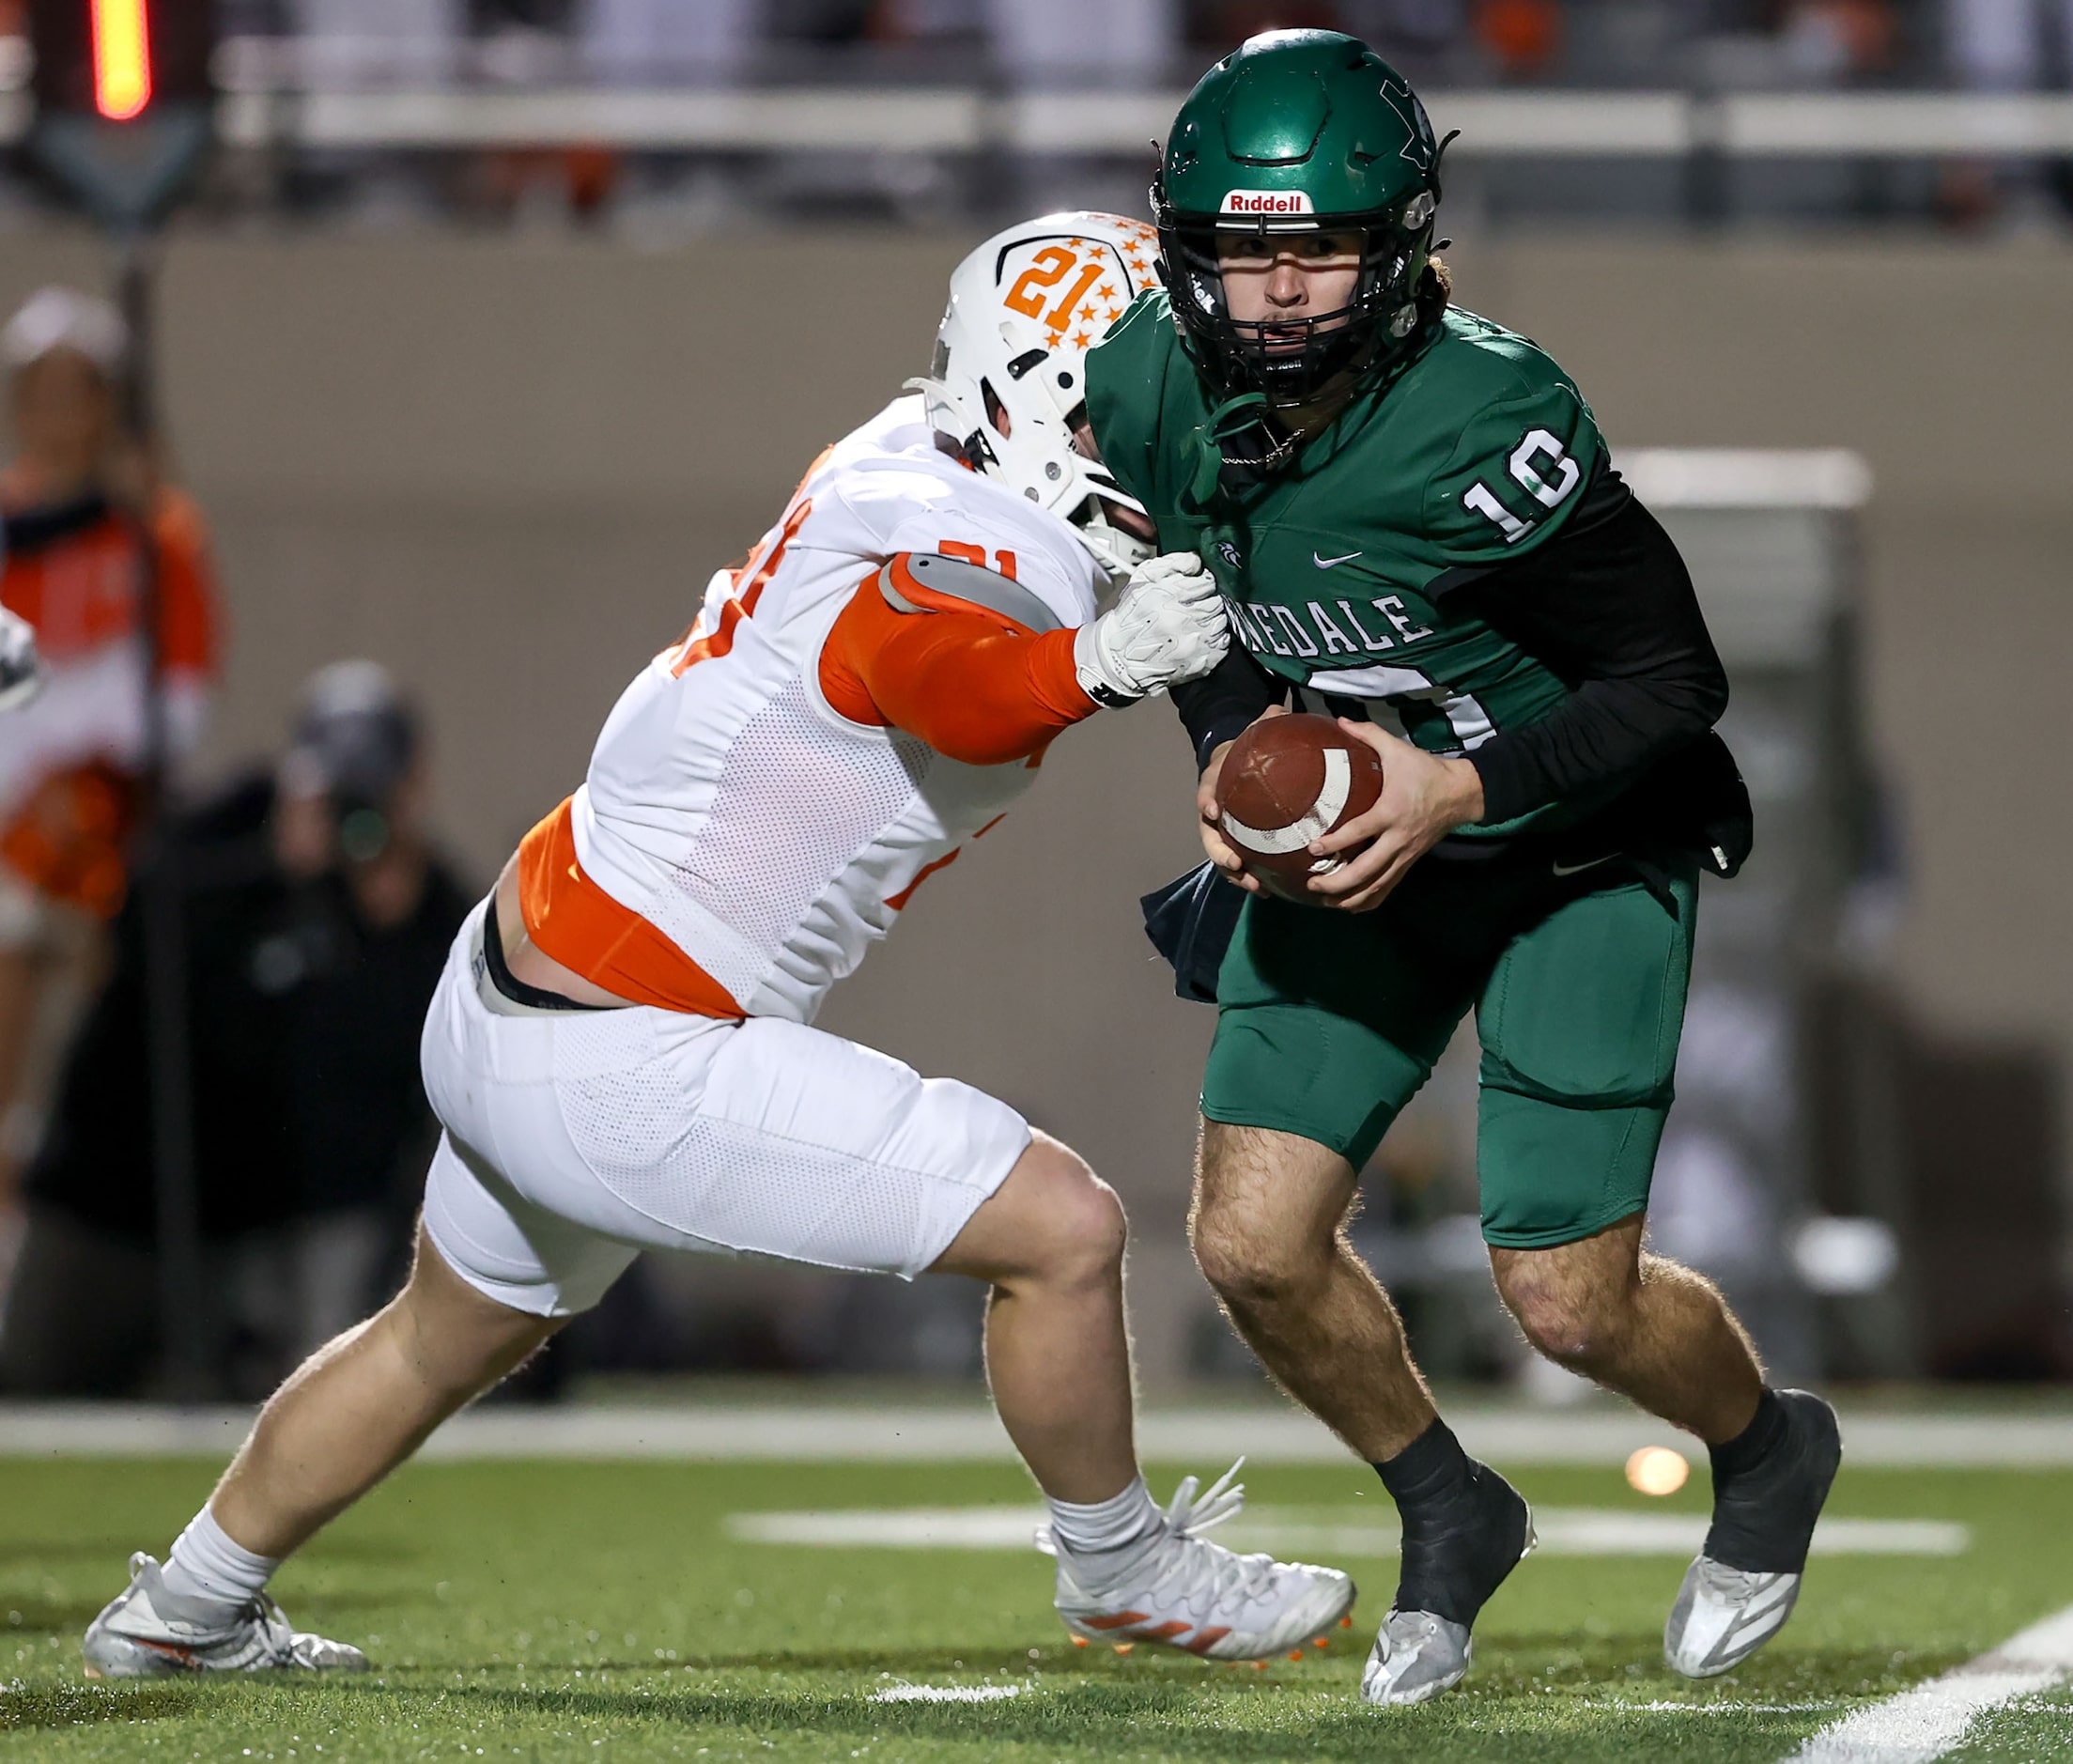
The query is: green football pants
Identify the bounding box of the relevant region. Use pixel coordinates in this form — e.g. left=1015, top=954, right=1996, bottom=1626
left=1200, top=852, right=1698, bottom=1249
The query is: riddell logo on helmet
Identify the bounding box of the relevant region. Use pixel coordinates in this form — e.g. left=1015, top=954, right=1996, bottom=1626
left=1219, top=190, right=1314, bottom=215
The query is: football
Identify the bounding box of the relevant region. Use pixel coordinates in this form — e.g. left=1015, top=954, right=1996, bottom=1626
left=1216, top=713, right=1385, bottom=904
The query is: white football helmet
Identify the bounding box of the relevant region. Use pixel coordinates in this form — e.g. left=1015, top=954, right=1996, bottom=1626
left=909, top=211, right=1165, bottom=580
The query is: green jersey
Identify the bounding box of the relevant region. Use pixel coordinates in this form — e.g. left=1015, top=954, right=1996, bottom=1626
left=1087, top=294, right=1610, bottom=835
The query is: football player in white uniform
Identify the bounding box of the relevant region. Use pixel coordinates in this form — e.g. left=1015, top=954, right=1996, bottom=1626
left=83, top=213, right=1356, bottom=1679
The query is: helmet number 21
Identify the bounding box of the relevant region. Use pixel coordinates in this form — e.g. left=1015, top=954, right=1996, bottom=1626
left=1004, top=247, right=1106, bottom=342
left=1462, top=429, right=1581, bottom=545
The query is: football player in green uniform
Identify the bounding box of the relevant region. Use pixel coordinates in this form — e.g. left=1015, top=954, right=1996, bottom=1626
left=1087, top=29, right=1842, bottom=1705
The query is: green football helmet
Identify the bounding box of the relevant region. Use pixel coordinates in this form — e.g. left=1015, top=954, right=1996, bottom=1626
left=1152, top=30, right=1452, bottom=410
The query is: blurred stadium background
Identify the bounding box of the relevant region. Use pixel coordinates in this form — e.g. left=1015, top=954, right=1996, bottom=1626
left=0, top=0, right=2067, bottom=1410
left=6, top=7, right=2073, bottom=1760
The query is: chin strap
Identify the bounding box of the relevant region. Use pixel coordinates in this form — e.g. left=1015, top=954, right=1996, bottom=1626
left=1178, top=390, right=1295, bottom=580
left=1180, top=392, right=1284, bottom=518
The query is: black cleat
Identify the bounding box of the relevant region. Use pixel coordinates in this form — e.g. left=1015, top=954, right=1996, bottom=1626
left=1664, top=1388, right=1842, bottom=1678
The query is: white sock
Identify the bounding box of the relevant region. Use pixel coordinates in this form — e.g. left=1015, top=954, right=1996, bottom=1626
left=1046, top=1476, right=1162, bottom=1579
left=159, top=1507, right=278, bottom=1612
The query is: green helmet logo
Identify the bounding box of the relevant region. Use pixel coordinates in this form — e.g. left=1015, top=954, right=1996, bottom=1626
left=1152, top=30, right=1452, bottom=410
left=1378, top=75, right=1440, bottom=175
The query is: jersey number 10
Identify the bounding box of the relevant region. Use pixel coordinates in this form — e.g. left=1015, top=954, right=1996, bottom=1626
left=1462, top=428, right=1581, bottom=546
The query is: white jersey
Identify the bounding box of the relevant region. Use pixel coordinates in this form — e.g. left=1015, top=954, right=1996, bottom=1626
left=524, top=396, right=1104, bottom=1024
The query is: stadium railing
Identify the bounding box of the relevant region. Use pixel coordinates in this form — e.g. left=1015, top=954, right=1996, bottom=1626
left=2, top=77, right=2072, bottom=158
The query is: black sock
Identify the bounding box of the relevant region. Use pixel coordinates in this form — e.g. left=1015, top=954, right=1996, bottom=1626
left=1373, top=1418, right=1528, bottom=1627
left=1373, top=1418, right=1474, bottom=1509
left=1701, top=1389, right=1842, bottom=1573
left=1709, top=1388, right=1788, bottom=1486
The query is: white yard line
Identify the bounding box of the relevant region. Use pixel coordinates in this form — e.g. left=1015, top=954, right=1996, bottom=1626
left=725, top=1505, right=1967, bottom=1558
left=6, top=1401, right=2073, bottom=1467
left=1783, top=1602, right=2073, bottom=1764
left=1612, top=1700, right=1845, bottom=1713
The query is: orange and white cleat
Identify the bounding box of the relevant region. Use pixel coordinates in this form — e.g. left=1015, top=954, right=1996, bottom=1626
left=1041, top=1463, right=1354, bottom=1663
left=82, top=1554, right=367, bottom=1679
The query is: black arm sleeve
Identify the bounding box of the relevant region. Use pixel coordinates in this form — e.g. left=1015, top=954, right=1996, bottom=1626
left=1447, top=481, right=1729, bottom=826
left=1170, top=643, right=1285, bottom=775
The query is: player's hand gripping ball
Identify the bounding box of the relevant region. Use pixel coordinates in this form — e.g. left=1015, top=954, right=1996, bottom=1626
left=1216, top=714, right=1385, bottom=904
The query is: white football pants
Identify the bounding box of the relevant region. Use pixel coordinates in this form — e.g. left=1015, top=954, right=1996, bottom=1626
left=418, top=902, right=1029, bottom=1317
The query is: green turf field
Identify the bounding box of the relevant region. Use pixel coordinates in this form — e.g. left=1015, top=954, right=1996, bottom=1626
left=4, top=1452, right=2069, bottom=1762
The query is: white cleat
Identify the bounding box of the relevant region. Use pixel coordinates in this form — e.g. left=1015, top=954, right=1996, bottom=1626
left=82, top=1553, right=369, bottom=1679
left=1663, top=1557, right=1802, bottom=1679
left=1044, top=1462, right=1356, bottom=1662
left=1362, top=1607, right=1475, bottom=1706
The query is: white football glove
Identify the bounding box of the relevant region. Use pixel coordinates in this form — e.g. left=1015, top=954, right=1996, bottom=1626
left=1073, top=551, right=1230, bottom=707
left=0, top=608, right=39, bottom=713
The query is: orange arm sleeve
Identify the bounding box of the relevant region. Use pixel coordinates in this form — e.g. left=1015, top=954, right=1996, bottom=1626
left=820, top=572, right=1096, bottom=767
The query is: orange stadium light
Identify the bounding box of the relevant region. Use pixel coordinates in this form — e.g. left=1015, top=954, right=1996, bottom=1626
left=28, top=0, right=213, bottom=123
left=89, top=0, right=153, bottom=121
left=27, top=0, right=216, bottom=229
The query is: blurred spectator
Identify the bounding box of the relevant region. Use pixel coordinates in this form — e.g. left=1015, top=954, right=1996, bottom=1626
left=0, top=663, right=471, bottom=1397
left=1779, top=0, right=1896, bottom=82
left=472, top=145, right=623, bottom=225
left=1941, top=0, right=2073, bottom=222
left=264, top=664, right=472, bottom=1350
left=1470, top=0, right=1561, bottom=77
left=1336, top=0, right=1470, bottom=74
left=872, top=0, right=1177, bottom=80
left=472, top=0, right=577, bottom=32
left=769, top=0, right=874, bottom=39
left=581, top=0, right=761, bottom=82
left=979, top=0, right=1179, bottom=84
left=277, top=0, right=471, bottom=224
left=870, top=0, right=981, bottom=43
left=290, top=0, right=465, bottom=85
left=1190, top=2, right=1340, bottom=52
left=0, top=287, right=220, bottom=1213
left=1948, top=0, right=2073, bottom=90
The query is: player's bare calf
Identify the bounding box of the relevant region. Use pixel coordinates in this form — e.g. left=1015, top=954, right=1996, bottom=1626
left=1486, top=1222, right=1841, bottom=1675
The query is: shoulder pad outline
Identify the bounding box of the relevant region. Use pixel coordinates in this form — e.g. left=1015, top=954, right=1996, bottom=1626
left=876, top=550, right=1066, bottom=634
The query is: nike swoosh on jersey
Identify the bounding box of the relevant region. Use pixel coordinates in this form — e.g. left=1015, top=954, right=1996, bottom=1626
left=1312, top=550, right=1362, bottom=568
left=1551, top=854, right=1617, bottom=876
